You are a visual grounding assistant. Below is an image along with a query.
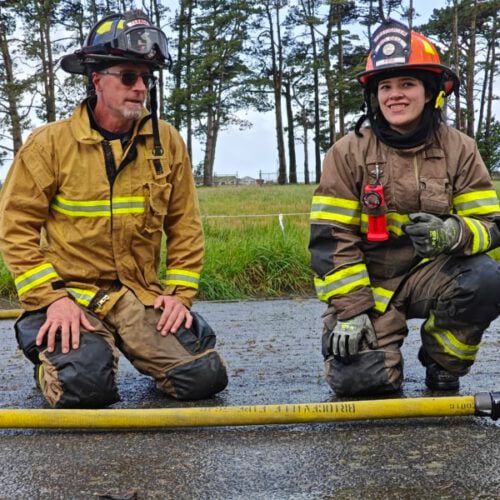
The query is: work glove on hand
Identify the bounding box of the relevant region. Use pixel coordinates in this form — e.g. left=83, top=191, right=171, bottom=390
left=403, top=213, right=460, bottom=258
left=325, top=313, right=378, bottom=363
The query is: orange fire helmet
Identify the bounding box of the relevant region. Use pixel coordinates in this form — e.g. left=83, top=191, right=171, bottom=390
left=357, top=19, right=459, bottom=97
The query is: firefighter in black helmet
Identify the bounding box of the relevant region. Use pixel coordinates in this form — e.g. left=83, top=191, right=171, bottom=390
left=0, top=10, right=228, bottom=408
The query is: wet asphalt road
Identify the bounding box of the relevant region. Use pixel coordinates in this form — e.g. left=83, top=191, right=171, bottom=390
left=0, top=298, right=499, bottom=499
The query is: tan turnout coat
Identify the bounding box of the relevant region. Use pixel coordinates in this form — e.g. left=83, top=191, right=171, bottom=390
left=0, top=100, right=203, bottom=313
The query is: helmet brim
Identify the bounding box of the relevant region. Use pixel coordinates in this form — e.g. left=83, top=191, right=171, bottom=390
left=357, top=64, right=458, bottom=96
left=60, top=52, right=165, bottom=75
left=60, top=53, right=86, bottom=75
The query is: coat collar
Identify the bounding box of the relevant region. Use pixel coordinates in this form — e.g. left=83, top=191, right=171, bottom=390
left=70, top=99, right=153, bottom=144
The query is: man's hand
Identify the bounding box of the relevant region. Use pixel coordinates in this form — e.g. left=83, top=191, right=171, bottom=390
left=328, top=313, right=378, bottom=361
left=403, top=213, right=460, bottom=257
left=36, top=297, right=96, bottom=354
left=154, top=295, right=192, bottom=336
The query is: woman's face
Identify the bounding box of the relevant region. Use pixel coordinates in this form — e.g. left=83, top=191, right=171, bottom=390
left=376, top=76, right=431, bottom=134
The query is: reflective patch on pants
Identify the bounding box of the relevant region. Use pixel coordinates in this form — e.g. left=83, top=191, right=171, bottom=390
left=325, top=349, right=402, bottom=397
left=161, top=350, right=228, bottom=400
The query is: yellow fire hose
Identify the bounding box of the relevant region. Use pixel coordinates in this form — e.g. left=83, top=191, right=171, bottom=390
left=0, top=393, right=497, bottom=429
left=0, top=313, right=498, bottom=428
left=0, top=309, right=22, bottom=319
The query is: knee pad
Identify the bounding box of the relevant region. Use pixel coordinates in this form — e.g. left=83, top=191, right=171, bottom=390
left=163, top=312, right=228, bottom=400
left=166, top=351, right=228, bottom=400
left=40, top=333, right=120, bottom=408
left=438, top=254, right=500, bottom=325
left=325, top=349, right=403, bottom=397
left=15, top=311, right=47, bottom=365
left=16, top=311, right=119, bottom=408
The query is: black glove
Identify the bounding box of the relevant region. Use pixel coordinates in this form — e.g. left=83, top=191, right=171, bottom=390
left=324, top=313, right=378, bottom=362
left=403, top=213, right=460, bottom=257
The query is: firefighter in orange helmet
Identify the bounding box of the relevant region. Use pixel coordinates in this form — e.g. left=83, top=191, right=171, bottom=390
left=309, top=19, right=500, bottom=396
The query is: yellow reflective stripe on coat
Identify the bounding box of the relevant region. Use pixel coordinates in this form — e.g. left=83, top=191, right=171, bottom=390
left=314, top=263, right=370, bottom=302
left=453, top=190, right=500, bottom=216
left=15, top=263, right=59, bottom=296
left=463, top=217, right=490, bottom=253
left=361, top=212, right=411, bottom=236
left=67, top=287, right=96, bottom=307
left=372, top=286, right=394, bottom=313
left=51, top=195, right=145, bottom=217
left=164, top=269, right=200, bottom=289
left=112, top=197, right=146, bottom=214
left=423, top=313, right=480, bottom=361
left=310, top=195, right=361, bottom=226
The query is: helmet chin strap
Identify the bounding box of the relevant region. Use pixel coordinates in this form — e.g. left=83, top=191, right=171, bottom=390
left=148, top=82, right=164, bottom=175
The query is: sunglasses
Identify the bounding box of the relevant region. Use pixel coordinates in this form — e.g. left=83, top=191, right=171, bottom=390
left=98, top=70, right=157, bottom=89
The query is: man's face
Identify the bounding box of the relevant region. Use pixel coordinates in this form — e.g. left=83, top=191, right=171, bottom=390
left=92, top=62, right=152, bottom=124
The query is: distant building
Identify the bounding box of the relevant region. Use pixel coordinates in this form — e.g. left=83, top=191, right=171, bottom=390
left=238, top=176, right=257, bottom=185
left=194, top=174, right=258, bottom=186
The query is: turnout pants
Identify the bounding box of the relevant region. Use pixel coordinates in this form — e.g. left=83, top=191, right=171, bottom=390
left=16, top=290, right=228, bottom=408
left=323, top=254, right=500, bottom=396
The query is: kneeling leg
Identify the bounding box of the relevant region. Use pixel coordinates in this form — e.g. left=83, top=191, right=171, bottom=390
left=16, top=311, right=120, bottom=408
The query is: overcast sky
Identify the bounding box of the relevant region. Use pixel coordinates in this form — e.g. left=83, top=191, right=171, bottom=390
left=1, top=1, right=498, bottom=182
left=183, top=0, right=499, bottom=180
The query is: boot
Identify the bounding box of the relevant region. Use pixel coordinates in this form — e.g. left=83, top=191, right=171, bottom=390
left=418, top=347, right=459, bottom=391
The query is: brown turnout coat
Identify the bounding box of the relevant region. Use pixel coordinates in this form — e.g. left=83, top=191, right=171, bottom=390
left=310, top=125, right=500, bottom=321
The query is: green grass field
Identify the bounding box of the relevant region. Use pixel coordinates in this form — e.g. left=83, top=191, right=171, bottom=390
left=194, top=184, right=315, bottom=300
left=0, top=182, right=499, bottom=303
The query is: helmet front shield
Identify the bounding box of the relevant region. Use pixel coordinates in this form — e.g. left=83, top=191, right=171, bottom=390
left=109, top=26, right=168, bottom=60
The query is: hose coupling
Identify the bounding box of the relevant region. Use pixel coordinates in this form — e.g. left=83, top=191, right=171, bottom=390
left=475, top=391, right=500, bottom=420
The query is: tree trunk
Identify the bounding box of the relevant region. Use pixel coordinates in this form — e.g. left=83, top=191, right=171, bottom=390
left=185, top=1, right=194, bottom=161
left=301, top=0, right=321, bottom=183
left=323, top=3, right=336, bottom=145
left=451, top=0, right=461, bottom=130
left=311, top=28, right=321, bottom=183
left=284, top=79, right=297, bottom=184
left=37, top=0, right=56, bottom=122
left=88, top=0, right=98, bottom=24
left=151, top=0, right=165, bottom=119
left=485, top=13, right=497, bottom=142
left=203, top=79, right=223, bottom=187
left=465, top=0, right=477, bottom=137
left=336, top=12, right=345, bottom=138
left=265, top=1, right=287, bottom=185
left=302, top=109, right=310, bottom=185
left=173, top=0, right=186, bottom=130
left=476, top=40, right=491, bottom=136
left=203, top=105, right=215, bottom=187
left=0, top=20, right=23, bottom=154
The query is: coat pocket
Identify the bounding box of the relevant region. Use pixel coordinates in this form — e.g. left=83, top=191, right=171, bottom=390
left=144, top=182, right=172, bottom=233
left=419, top=177, right=451, bottom=214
